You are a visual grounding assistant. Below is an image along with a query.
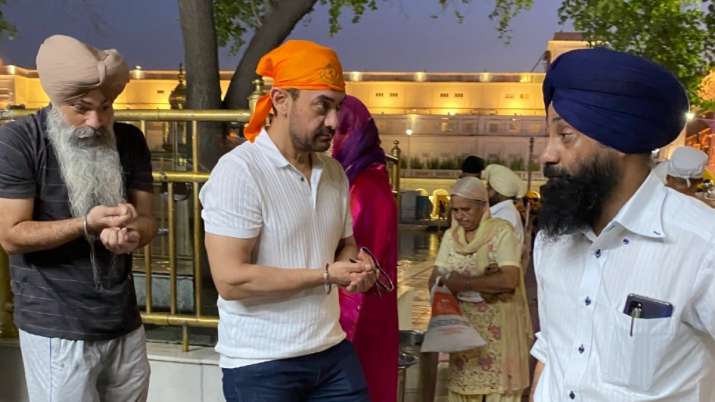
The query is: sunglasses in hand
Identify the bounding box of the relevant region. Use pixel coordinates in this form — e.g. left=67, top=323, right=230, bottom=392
left=349, top=247, right=395, bottom=296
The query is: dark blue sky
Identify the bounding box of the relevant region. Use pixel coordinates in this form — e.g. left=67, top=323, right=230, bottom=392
left=0, top=0, right=570, bottom=72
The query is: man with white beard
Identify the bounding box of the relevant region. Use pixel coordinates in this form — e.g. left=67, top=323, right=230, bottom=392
left=0, top=35, right=156, bottom=402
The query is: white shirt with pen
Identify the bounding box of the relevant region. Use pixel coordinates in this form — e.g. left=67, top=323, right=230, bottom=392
left=531, top=172, right=715, bottom=402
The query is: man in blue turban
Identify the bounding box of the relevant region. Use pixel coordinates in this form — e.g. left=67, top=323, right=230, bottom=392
left=530, top=48, right=715, bottom=402
left=543, top=47, right=689, bottom=155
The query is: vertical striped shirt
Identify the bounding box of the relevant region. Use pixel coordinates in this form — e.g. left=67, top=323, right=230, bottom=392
left=531, top=172, right=715, bottom=402
left=200, top=129, right=352, bottom=368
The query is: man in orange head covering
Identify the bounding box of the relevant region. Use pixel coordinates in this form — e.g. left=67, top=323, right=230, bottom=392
left=0, top=35, right=156, bottom=401
left=243, top=39, right=346, bottom=141
left=201, top=40, right=376, bottom=402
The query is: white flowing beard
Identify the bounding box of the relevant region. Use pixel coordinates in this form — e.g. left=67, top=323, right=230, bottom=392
left=46, top=106, right=125, bottom=218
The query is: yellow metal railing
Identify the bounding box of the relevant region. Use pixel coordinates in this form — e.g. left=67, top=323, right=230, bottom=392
left=0, top=247, right=15, bottom=338
left=0, top=108, right=401, bottom=352
left=115, top=110, right=237, bottom=351
left=388, top=140, right=401, bottom=198
left=0, top=109, right=240, bottom=349
left=145, top=169, right=214, bottom=352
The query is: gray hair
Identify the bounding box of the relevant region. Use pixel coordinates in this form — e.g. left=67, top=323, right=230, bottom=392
left=46, top=106, right=125, bottom=218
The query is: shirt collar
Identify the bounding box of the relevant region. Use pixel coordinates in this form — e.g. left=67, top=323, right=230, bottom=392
left=255, top=129, right=291, bottom=168
left=597, top=171, right=667, bottom=240
left=254, top=128, right=324, bottom=173
left=490, top=199, right=514, bottom=213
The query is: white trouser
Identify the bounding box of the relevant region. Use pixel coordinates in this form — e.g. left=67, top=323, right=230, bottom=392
left=19, top=326, right=150, bottom=402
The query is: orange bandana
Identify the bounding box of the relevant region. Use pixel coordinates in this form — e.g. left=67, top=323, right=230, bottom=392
left=244, top=40, right=345, bottom=142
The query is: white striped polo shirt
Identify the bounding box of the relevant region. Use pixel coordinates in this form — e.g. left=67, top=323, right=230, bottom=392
left=199, top=129, right=351, bottom=368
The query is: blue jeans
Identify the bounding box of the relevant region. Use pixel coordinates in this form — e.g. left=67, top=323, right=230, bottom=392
left=222, top=340, right=370, bottom=402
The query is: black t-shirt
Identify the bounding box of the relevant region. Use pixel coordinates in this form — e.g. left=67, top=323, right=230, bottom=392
left=0, top=107, right=153, bottom=340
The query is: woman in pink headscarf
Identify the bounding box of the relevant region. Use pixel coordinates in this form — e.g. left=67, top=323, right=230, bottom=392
left=333, top=95, right=398, bottom=402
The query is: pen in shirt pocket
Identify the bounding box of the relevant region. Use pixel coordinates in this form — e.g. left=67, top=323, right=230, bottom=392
left=623, top=293, right=674, bottom=336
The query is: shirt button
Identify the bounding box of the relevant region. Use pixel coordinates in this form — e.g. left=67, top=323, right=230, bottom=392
left=595, top=249, right=601, bottom=258
left=578, top=345, right=585, bottom=354
left=300, top=177, right=305, bottom=182
left=623, top=238, right=630, bottom=245
left=569, top=391, right=576, bottom=399
left=584, top=297, right=592, bottom=306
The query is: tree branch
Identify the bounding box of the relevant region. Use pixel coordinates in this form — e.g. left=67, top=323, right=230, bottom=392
left=179, top=0, right=223, bottom=169
left=223, top=0, right=318, bottom=109
left=251, top=0, right=263, bottom=27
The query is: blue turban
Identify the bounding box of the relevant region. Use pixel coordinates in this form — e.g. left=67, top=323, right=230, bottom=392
left=543, top=47, right=689, bottom=154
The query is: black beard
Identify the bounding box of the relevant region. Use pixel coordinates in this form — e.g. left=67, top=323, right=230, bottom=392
left=289, top=125, right=334, bottom=153
left=538, top=154, right=619, bottom=240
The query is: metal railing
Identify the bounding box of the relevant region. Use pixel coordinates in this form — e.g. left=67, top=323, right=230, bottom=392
left=388, top=140, right=401, bottom=200
left=0, top=108, right=402, bottom=352
left=0, top=249, right=14, bottom=338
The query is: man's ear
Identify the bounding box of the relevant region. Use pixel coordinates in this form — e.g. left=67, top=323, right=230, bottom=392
left=270, top=88, right=292, bottom=118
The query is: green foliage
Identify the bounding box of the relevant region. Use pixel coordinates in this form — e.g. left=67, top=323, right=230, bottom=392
left=527, top=159, right=540, bottom=172
left=0, top=0, right=533, bottom=59
left=509, top=157, right=525, bottom=171
left=438, top=156, right=462, bottom=170
left=558, top=0, right=715, bottom=108
left=402, top=154, right=535, bottom=171
left=485, top=154, right=506, bottom=167
left=401, top=154, right=465, bottom=170
left=213, top=0, right=266, bottom=55
left=320, top=0, right=378, bottom=35
left=426, top=157, right=441, bottom=169
left=214, top=0, right=533, bottom=55
left=0, top=0, right=15, bottom=40
left=409, top=156, right=424, bottom=170
left=213, top=0, right=381, bottom=54
left=432, top=0, right=535, bottom=40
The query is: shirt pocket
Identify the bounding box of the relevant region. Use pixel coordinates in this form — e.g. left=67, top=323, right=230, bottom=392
left=599, top=309, right=674, bottom=392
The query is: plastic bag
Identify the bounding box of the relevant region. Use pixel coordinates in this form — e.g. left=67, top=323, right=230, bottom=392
left=420, top=276, right=486, bottom=353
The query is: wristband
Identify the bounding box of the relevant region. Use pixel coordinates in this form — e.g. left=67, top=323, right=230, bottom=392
left=324, top=263, right=333, bottom=294
left=83, top=215, right=93, bottom=239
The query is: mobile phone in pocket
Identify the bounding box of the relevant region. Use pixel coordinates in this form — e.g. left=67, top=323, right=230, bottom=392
left=623, top=293, right=674, bottom=319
